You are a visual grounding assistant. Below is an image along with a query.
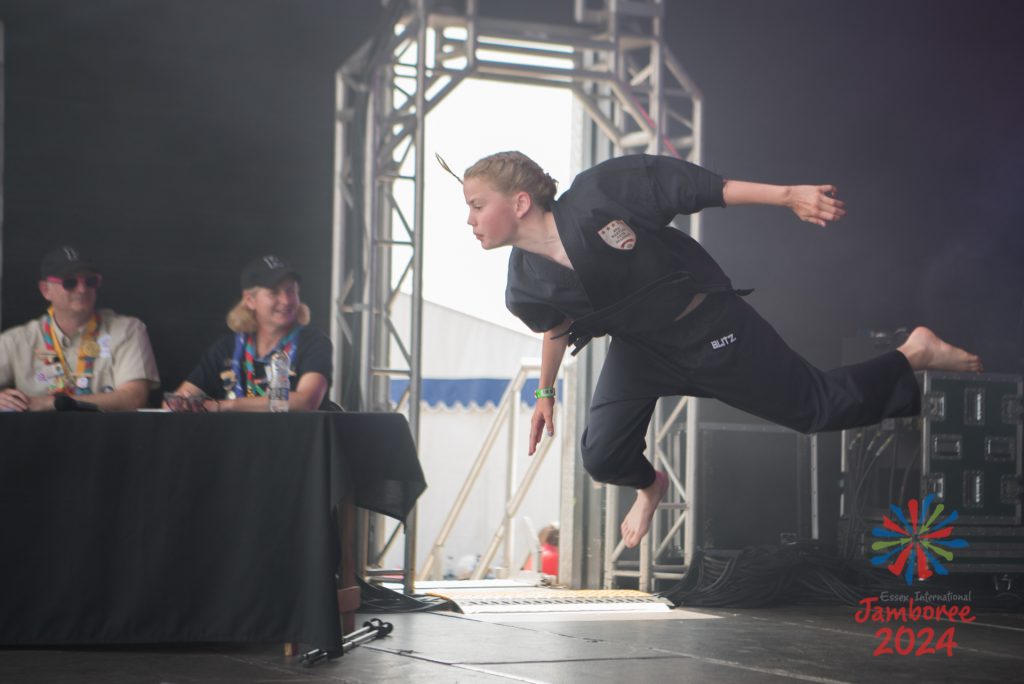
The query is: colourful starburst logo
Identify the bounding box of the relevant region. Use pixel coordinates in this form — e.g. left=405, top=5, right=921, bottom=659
left=870, top=494, right=968, bottom=585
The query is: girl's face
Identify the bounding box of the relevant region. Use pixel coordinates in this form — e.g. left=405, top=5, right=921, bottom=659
left=244, top=278, right=300, bottom=331
left=463, top=177, right=521, bottom=250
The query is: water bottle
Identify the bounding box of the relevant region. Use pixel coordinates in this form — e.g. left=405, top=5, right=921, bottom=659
left=268, top=350, right=290, bottom=413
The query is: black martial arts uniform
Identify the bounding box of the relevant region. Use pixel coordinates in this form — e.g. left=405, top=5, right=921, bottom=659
left=506, top=154, right=921, bottom=489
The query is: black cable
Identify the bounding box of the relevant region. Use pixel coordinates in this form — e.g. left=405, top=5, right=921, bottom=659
left=357, top=576, right=457, bottom=613
left=853, top=428, right=888, bottom=513
left=660, top=543, right=1024, bottom=612
left=887, top=428, right=900, bottom=505
left=896, top=442, right=920, bottom=507
left=840, top=427, right=872, bottom=559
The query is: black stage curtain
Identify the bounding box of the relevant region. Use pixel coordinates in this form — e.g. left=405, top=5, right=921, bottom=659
left=0, top=412, right=425, bottom=651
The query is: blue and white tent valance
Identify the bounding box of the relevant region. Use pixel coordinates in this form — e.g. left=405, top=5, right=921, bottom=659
left=390, top=378, right=564, bottom=408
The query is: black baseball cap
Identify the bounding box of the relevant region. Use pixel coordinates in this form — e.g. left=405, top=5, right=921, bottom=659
left=240, top=255, right=302, bottom=290
left=40, top=246, right=99, bottom=279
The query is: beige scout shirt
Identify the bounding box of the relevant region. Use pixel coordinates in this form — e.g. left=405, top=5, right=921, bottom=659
left=0, top=309, right=160, bottom=396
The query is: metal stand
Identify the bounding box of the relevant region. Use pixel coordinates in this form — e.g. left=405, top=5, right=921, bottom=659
left=333, top=0, right=706, bottom=591
left=300, top=618, right=395, bottom=666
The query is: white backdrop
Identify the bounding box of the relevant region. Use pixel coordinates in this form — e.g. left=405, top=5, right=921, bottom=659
left=384, top=294, right=565, bottom=579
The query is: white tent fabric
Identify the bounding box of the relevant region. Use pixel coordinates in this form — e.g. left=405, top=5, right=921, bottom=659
left=383, top=294, right=564, bottom=579
left=392, top=292, right=540, bottom=380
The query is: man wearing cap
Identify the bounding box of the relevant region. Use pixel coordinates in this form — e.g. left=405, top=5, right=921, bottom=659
left=167, top=254, right=332, bottom=411
left=0, top=246, right=160, bottom=412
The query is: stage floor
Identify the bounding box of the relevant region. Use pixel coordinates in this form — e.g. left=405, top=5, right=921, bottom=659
left=2, top=602, right=1022, bottom=683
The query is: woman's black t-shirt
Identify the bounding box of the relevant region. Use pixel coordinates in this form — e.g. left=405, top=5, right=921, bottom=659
left=186, top=326, right=333, bottom=408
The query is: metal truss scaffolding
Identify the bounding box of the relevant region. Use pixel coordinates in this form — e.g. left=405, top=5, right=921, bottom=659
left=332, top=0, right=705, bottom=593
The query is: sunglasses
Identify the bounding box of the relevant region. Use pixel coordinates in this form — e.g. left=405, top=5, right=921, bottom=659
left=46, top=274, right=103, bottom=291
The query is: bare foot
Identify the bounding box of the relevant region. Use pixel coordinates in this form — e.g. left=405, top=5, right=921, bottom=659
left=621, top=470, right=669, bottom=548
left=898, top=326, right=983, bottom=372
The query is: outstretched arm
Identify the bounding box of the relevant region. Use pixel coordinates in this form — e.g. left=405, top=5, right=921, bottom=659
left=529, top=317, right=571, bottom=456
left=723, top=180, right=845, bottom=227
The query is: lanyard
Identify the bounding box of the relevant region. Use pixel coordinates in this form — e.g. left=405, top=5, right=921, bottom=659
left=40, top=308, right=100, bottom=395
left=231, top=325, right=302, bottom=398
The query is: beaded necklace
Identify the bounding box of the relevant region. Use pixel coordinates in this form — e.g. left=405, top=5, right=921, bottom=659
left=230, top=325, right=302, bottom=398
left=39, top=307, right=101, bottom=395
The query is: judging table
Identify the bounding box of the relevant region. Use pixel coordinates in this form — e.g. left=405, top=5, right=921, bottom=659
left=0, top=411, right=425, bottom=653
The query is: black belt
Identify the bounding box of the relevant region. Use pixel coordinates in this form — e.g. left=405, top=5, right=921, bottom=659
left=556, top=271, right=751, bottom=355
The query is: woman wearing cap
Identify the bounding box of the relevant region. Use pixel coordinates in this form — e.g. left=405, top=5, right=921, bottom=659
left=167, top=255, right=333, bottom=412
left=457, top=151, right=982, bottom=550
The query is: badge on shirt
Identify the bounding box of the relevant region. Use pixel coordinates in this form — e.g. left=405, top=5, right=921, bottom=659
left=597, top=219, right=637, bottom=250
left=98, top=335, right=112, bottom=359
left=36, top=364, right=61, bottom=386
left=40, top=366, right=66, bottom=392
left=82, top=340, right=101, bottom=358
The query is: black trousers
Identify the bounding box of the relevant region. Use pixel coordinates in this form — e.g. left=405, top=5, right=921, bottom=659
left=579, top=293, right=921, bottom=489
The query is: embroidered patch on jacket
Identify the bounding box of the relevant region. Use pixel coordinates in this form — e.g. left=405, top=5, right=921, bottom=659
left=710, top=333, right=737, bottom=350
left=597, top=220, right=637, bottom=250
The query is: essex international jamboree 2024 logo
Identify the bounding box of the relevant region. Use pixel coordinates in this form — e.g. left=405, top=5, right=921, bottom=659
left=871, top=493, right=968, bottom=584
left=854, top=495, right=974, bottom=658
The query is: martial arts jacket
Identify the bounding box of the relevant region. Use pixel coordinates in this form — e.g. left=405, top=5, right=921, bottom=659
left=506, top=154, right=744, bottom=353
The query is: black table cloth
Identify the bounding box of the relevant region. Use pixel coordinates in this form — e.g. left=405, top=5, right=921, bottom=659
left=0, top=411, right=425, bottom=652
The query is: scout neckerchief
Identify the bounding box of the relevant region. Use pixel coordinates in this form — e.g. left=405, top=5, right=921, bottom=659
left=230, top=325, right=302, bottom=398
left=40, top=307, right=101, bottom=396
